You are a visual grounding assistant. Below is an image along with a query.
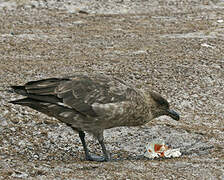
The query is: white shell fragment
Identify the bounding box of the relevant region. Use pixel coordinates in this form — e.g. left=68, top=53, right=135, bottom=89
left=201, top=43, right=214, bottom=49
left=144, top=139, right=181, bottom=159
left=164, top=148, right=182, bottom=158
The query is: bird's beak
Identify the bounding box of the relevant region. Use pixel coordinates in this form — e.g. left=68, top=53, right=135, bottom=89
left=167, top=110, right=180, bottom=121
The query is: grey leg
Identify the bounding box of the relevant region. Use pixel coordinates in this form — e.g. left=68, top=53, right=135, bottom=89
left=78, top=131, right=91, bottom=160
left=98, top=138, right=110, bottom=161
left=78, top=131, right=109, bottom=162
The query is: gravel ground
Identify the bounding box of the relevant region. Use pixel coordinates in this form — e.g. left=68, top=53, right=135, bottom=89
left=0, top=0, right=224, bottom=179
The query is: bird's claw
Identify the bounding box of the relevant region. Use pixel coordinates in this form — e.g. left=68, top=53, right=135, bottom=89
left=85, top=154, right=110, bottom=162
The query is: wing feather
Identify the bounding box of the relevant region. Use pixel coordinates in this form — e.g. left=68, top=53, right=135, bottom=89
left=12, top=74, right=134, bottom=117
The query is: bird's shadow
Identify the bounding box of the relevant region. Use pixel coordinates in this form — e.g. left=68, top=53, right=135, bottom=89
left=79, top=154, right=166, bottom=163
left=110, top=155, right=175, bottom=162
left=112, top=155, right=151, bottom=162
left=80, top=144, right=215, bottom=163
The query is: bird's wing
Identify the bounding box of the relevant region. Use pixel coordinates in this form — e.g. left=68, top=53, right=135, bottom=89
left=14, top=74, right=135, bottom=117
left=57, top=74, right=133, bottom=117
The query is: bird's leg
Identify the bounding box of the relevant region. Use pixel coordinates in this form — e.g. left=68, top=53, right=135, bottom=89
left=78, top=131, right=108, bottom=162
left=78, top=131, right=92, bottom=160
left=98, top=138, right=110, bottom=161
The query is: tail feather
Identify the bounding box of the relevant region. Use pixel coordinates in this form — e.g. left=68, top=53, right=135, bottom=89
left=11, top=86, right=28, bottom=96
left=10, top=98, right=84, bottom=125
left=25, top=78, right=69, bottom=89
left=11, top=85, right=57, bottom=96
left=10, top=98, right=31, bottom=105
left=24, top=86, right=58, bottom=95
left=10, top=85, right=62, bottom=104
left=10, top=78, right=70, bottom=104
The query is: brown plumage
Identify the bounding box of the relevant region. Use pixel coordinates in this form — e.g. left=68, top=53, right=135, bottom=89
left=10, top=73, right=179, bottom=161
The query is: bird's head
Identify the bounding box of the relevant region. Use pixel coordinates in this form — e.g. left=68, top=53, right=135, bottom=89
left=149, top=92, right=180, bottom=121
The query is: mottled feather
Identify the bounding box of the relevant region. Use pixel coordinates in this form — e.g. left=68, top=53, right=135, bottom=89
left=10, top=73, right=180, bottom=161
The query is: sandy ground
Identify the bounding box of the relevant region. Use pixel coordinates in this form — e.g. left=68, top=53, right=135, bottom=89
left=0, top=0, right=224, bottom=179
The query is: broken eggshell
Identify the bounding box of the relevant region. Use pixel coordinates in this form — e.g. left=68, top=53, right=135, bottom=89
left=144, top=139, right=181, bottom=159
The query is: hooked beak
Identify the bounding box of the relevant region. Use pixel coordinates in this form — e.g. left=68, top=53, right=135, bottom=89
left=167, top=109, right=180, bottom=121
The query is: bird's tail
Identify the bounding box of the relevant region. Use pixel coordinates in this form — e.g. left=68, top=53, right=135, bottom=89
left=10, top=98, right=61, bottom=115
left=10, top=98, right=83, bottom=125
left=10, top=86, right=28, bottom=96
left=10, top=97, right=36, bottom=105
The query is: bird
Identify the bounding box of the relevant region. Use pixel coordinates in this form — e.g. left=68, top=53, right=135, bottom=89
left=10, top=73, right=180, bottom=162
